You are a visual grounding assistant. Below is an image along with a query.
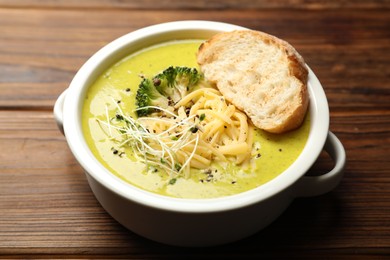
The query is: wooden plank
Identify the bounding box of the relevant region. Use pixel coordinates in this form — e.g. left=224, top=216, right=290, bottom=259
left=0, top=0, right=389, bottom=10
left=0, top=8, right=389, bottom=110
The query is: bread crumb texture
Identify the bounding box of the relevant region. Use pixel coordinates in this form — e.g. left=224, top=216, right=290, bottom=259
left=197, top=30, right=309, bottom=134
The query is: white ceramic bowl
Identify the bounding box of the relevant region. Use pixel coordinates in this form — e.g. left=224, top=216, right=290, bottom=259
left=54, top=20, right=346, bottom=247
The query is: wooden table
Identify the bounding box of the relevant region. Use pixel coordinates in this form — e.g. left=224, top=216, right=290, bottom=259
left=1, top=0, right=389, bottom=258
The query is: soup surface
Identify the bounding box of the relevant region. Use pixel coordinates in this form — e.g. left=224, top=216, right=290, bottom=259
left=82, top=40, right=310, bottom=199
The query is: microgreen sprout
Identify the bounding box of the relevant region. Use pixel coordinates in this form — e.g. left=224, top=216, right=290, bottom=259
left=96, top=101, right=201, bottom=179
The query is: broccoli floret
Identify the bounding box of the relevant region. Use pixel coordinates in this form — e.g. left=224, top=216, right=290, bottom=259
left=153, top=66, right=203, bottom=103
left=135, top=66, right=203, bottom=117
left=135, top=78, right=169, bottom=117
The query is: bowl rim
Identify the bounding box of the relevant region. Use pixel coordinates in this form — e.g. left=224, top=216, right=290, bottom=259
left=63, top=20, right=329, bottom=213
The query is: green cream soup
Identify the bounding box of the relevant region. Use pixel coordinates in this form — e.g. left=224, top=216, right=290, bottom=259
left=82, top=40, right=310, bottom=199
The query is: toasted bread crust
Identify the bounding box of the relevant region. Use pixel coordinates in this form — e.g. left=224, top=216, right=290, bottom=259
left=197, top=30, right=309, bottom=134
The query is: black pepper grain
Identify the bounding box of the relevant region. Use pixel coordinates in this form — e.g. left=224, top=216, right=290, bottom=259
left=153, top=78, right=161, bottom=86
left=185, top=108, right=190, bottom=115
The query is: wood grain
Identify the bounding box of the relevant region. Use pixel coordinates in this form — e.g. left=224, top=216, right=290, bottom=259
left=0, top=0, right=389, bottom=10
left=1, top=8, right=388, bottom=110
left=0, top=1, right=389, bottom=258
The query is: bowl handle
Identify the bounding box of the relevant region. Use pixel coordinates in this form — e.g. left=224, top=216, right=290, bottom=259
left=53, top=89, right=67, bottom=136
left=293, top=131, right=346, bottom=198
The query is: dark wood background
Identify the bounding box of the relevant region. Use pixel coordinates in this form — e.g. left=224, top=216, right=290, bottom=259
left=0, top=0, right=389, bottom=258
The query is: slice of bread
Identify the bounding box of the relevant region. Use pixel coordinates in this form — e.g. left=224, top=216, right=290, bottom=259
left=197, top=30, right=309, bottom=134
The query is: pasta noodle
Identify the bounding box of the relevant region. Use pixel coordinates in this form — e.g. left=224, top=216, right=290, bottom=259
left=99, top=86, right=254, bottom=179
